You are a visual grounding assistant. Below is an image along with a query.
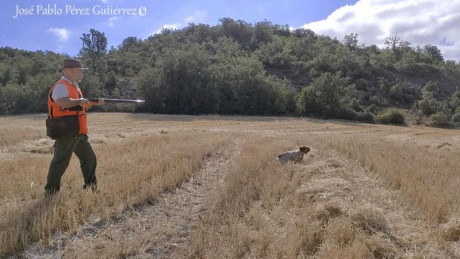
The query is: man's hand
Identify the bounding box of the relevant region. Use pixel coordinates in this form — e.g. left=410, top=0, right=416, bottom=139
left=86, top=98, right=104, bottom=110
left=77, top=98, right=90, bottom=106
left=91, top=98, right=104, bottom=106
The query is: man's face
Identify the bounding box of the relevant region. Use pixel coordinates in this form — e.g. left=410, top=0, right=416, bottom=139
left=72, top=68, right=84, bottom=82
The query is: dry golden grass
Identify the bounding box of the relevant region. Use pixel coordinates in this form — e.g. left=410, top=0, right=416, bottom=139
left=326, top=134, right=460, bottom=223
left=187, top=136, right=409, bottom=258
left=0, top=114, right=230, bottom=255
left=0, top=115, right=47, bottom=148
left=1, top=113, right=460, bottom=257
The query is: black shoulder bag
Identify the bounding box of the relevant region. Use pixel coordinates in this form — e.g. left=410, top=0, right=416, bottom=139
left=46, top=114, right=80, bottom=139
left=46, top=92, right=82, bottom=139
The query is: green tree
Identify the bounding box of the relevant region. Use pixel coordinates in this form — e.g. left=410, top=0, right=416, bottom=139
left=297, top=72, right=349, bottom=118
left=208, top=54, right=291, bottom=115
left=256, top=36, right=294, bottom=66
left=343, top=33, right=359, bottom=50
left=422, top=44, right=443, bottom=64
left=219, top=18, right=253, bottom=48
left=451, top=113, right=460, bottom=124
left=422, top=81, right=440, bottom=93
left=138, top=44, right=214, bottom=114
left=384, top=35, right=410, bottom=61
left=80, top=29, right=108, bottom=91
left=451, top=90, right=460, bottom=108
left=253, top=20, right=274, bottom=45
left=388, top=82, right=418, bottom=106
left=421, top=80, right=444, bottom=101
left=417, top=94, right=437, bottom=115
left=80, top=29, right=107, bottom=67
left=25, top=72, right=59, bottom=112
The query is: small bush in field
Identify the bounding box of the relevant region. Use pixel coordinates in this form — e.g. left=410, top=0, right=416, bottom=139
left=428, top=112, right=450, bottom=127
left=376, top=109, right=405, bottom=125
left=451, top=113, right=460, bottom=124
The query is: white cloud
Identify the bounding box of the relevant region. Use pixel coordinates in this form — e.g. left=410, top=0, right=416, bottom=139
left=151, top=10, right=207, bottom=36
left=301, top=0, right=460, bottom=61
left=154, top=23, right=181, bottom=34
left=107, top=16, right=119, bottom=27
left=185, top=10, right=207, bottom=23
left=46, top=28, right=70, bottom=42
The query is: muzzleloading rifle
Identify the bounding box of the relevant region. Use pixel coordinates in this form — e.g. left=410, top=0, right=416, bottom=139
left=88, top=98, right=145, bottom=104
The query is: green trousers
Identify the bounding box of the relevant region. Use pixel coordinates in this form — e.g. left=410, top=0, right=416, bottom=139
left=45, top=134, right=97, bottom=194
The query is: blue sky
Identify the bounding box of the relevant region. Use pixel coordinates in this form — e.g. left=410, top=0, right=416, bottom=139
left=1, top=0, right=459, bottom=61
left=0, top=0, right=357, bottom=56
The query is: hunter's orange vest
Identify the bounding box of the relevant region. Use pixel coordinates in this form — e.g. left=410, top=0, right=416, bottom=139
left=48, top=78, right=88, bottom=135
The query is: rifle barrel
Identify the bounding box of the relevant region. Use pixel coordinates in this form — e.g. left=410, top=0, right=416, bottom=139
left=89, top=98, right=145, bottom=103
left=103, top=98, right=145, bottom=103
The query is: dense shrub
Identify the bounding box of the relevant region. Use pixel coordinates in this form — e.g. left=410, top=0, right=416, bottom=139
left=451, top=113, right=460, bottom=123
left=417, top=96, right=437, bottom=115
left=428, top=112, right=450, bottom=127
left=296, top=72, right=349, bottom=119
left=389, top=82, right=419, bottom=106
left=355, top=110, right=375, bottom=123
left=376, top=109, right=405, bottom=125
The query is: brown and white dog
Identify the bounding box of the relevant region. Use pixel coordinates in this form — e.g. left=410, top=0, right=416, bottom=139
left=278, top=146, right=310, bottom=164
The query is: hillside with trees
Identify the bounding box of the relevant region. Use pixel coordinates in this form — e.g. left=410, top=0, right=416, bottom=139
left=1, top=18, right=460, bottom=127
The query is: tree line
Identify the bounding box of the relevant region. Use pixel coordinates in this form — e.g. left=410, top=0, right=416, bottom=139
left=1, top=18, right=460, bottom=126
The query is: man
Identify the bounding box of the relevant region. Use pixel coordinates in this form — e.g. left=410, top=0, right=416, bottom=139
left=45, top=58, right=104, bottom=195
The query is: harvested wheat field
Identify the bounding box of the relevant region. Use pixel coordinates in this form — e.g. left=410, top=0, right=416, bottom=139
left=1, top=113, right=460, bottom=258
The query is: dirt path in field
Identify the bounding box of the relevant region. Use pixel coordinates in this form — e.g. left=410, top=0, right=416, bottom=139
left=21, top=136, right=244, bottom=259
